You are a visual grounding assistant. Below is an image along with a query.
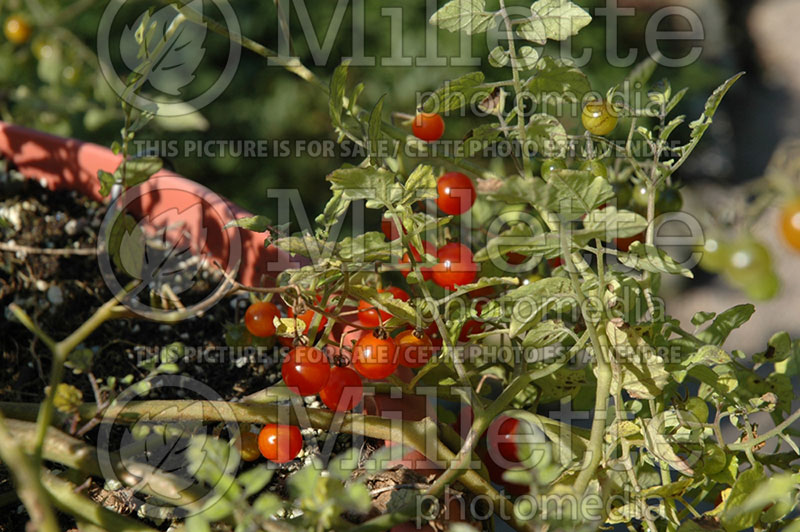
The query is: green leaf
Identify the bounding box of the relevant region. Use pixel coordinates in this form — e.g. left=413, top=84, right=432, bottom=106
left=98, top=170, right=116, bottom=197
left=639, top=476, right=693, bottom=498
left=624, top=53, right=661, bottom=89
left=531, top=0, right=592, bottom=41
left=274, top=234, right=335, bottom=260
left=522, top=320, right=571, bottom=348
left=252, top=493, right=282, bottom=516
left=347, top=285, right=417, bottom=323
left=368, top=94, right=387, bottom=166
left=337, top=232, right=392, bottom=262
left=753, top=331, right=793, bottom=365
left=422, top=71, right=487, bottom=114
left=224, top=215, right=270, bottom=233
left=516, top=46, right=540, bottom=70
left=517, top=16, right=547, bottom=45
left=237, top=466, right=273, bottom=497
left=686, top=345, right=731, bottom=366
left=65, top=348, right=93, bottom=374
left=640, top=416, right=694, bottom=476
left=672, top=73, right=745, bottom=170
left=327, top=167, right=402, bottom=207
left=721, top=464, right=766, bottom=531
left=581, top=207, right=647, bottom=240
left=117, top=156, right=162, bottom=188
left=605, top=321, right=669, bottom=400
left=488, top=46, right=509, bottom=67
left=540, top=169, right=615, bottom=220
left=430, top=0, right=495, bottom=35
left=525, top=56, right=590, bottom=103
left=315, top=189, right=350, bottom=237
left=524, top=114, right=567, bottom=156
left=402, top=165, right=437, bottom=202
left=329, top=60, right=350, bottom=128
left=106, top=212, right=145, bottom=278
left=184, top=515, right=211, bottom=532
left=619, top=241, right=693, bottom=278
left=696, top=304, right=755, bottom=346
left=691, top=311, right=716, bottom=326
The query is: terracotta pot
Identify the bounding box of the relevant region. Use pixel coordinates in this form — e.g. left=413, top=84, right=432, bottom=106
left=0, top=122, right=295, bottom=286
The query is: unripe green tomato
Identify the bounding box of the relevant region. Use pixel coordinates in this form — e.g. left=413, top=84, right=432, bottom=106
left=612, top=183, right=633, bottom=209
left=696, top=237, right=730, bottom=273
left=541, top=158, right=566, bottom=180
left=631, top=184, right=650, bottom=211
left=724, top=238, right=772, bottom=285
left=744, top=270, right=780, bottom=301
left=699, top=444, right=727, bottom=476
left=580, top=160, right=608, bottom=179
left=582, top=100, right=618, bottom=136
left=656, top=188, right=683, bottom=214
left=684, top=397, right=709, bottom=423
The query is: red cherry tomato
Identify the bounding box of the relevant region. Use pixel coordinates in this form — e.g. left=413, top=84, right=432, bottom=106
left=244, top=301, right=281, bottom=338
left=258, top=424, right=303, bottom=463
left=357, top=287, right=409, bottom=327
left=489, top=416, right=520, bottom=463
left=396, top=329, right=434, bottom=368
left=432, top=243, right=478, bottom=290
left=319, top=365, right=363, bottom=411
left=287, top=297, right=329, bottom=334
left=353, top=331, right=399, bottom=380
left=781, top=198, right=800, bottom=251
left=237, top=431, right=261, bottom=462
left=616, top=232, right=645, bottom=252
left=547, top=256, right=563, bottom=270
left=436, top=172, right=476, bottom=215
left=281, top=346, right=331, bottom=396
left=400, top=240, right=436, bottom=281
left=411, top=112, right=445, bottom=142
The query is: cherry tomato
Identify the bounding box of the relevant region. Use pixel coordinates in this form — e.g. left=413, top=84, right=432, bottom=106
left=424, top=322, right=444, bottom=351
left=547, top=256, right=563, bottom=270
left=432, top=243, right=478, bottom=290
left=684, top=397, right=709, bottom=424
left=582, top=99, right=618, bottom=136
left=353, top=331, right=399, bottom=380
left=319, top=365, right=363, bottom=411
left=458, top=319, right=484, bottom=343
left=613, top=183, right=633, bottom=209
left=258, top=424, right=303, bottom=463
left=411, top=112, right=445, bottom=142
left=725, top=238, right=772, bottom=284
left=579, top=160, right=608, bottom=179
left=381, top=215, right=404, bottom=241
left=616, top=232, right=644, bottom=252
left=631, top=184, right=650, bottom=212
left=744, top=271, right=780, bottom=301
left=780, top=198, right=800, bottom=251
left=400, top=240, right=436, bottom=280
left=244, top=301, right=281, bottom=338
left=656, top=188, right=683, bottom=214
left=697, top=237, right=729, bottom=273
left=357, top=286, right=410, bottom=327
left=490, top=416, right=521, bottom=463
left=4, top=15, right=32, bottom=45
left=396, top=329, right=434, bottom=368
left=541, top=159, right=566, bottom=180
left=281, top=346, right=331, bottom=396
left=436, top=172, right=476, bottom=215
left=237, top=430, right=261, bottom=462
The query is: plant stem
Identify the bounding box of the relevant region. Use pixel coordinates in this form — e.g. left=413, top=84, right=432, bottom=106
left=0, top=412, right=59, bottom=532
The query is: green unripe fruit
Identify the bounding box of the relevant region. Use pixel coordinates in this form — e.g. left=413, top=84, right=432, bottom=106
left=656, top=188, right=683, bottom=214
left=724, top=238, right=772, bottom=285
left=541, top=158, right=566, bottom=180
left=582, top=99, right=618, bottom=136
left=696, top=237, right=730, bottom=273
left=580, top=160, right=608, bottom=179
left=684, top=397, right=709, bottom=423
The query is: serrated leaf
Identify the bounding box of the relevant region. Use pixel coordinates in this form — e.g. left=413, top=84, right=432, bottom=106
left=619, top=241, right=693, bottom=278
left=327, top=167, right=402, bottom=207
left=517, top=16, right=547, bottom=45
left=541, top=169, right=615, bottom=220
left=430, top=0, right=495, bottom=35
left=581, top=207, right=647, bottom=240
left=522, top=320, right=571, bottom=348
left=753, top=331, right=793, bottom=365
left=402, top=165, right=437, bottom=202
left=422, top=71, right=487, bottom=114
left=347, top=285, right=417, bottom=323
left=117, top=156, right=163, bottom=188
left=524, top=113, right=567, bottom=156
left=531, top=0, right=591, bottom=41
left=488, top=46, right=509, bottom=67
left=337, top=232, right=392, bottom=262
left=696, top=304, right=755, bottom=346
left=224, top=215, right=270, bottom=233
left=525, top=56, right=590, bottom=103
left=274, top=234, right=335, bottom=260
